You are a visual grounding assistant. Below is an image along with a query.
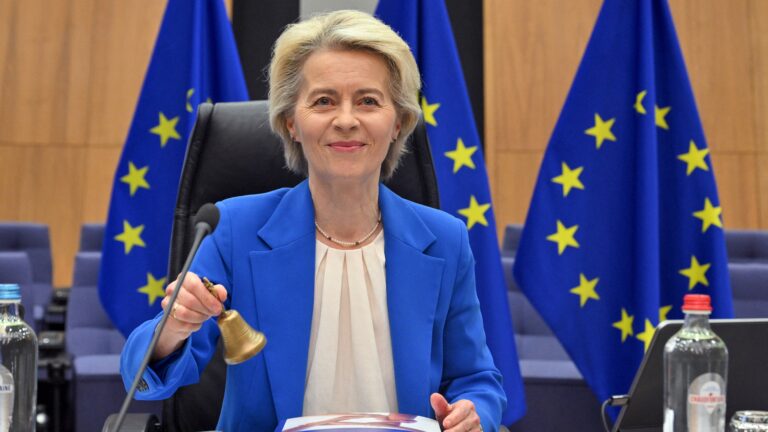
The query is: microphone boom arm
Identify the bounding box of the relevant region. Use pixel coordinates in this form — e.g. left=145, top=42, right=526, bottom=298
left=109, top=221, right=212, bottom=431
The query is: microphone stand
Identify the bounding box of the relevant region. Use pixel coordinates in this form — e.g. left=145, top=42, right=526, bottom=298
left=109, top=222, right=212, bottom=431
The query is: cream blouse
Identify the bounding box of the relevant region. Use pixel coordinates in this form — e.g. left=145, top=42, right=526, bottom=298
left=302, top=230, right=398, bottom=415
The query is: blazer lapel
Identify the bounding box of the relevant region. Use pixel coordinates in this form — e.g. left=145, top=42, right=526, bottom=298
left=250, top=181, right=315, bottom=420
left=380, top=185, right=445, bottom=416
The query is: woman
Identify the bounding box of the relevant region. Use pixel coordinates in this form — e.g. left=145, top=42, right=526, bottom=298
left=121, top=10, right=505, bottom=432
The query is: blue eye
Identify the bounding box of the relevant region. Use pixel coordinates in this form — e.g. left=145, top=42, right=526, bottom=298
left=314, top=96, right=331, bottom=106
left=361, top=97, right=379, bottom=106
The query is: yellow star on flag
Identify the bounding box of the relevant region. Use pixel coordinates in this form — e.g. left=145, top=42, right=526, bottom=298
left=150, top=112, right=181, bottom=147
left=114, top=220, right=146, bottom=254
left=677, top=140, right=710, bottom=176
left=659, top=305, right=672, bottom=323
left=186, top=88, right=195, bottom=112
left=120, top=162, right=150, bottom=196
left=421, top=96, right=440, bottom=127
left=457, top=195, right=490, bottom=230
left=612, top=308, right=634, bottom=342
left=570, top=273, right=599, bottom=307
left=584, top=113, right=617, bottom=149
left=546, top=220, right=579, bottom=255
left=655, top=105, right=671, bottom=129
left=137, top=273, right=167, bottom=306
left=679, top=255, right=711, bottom=290
left=551, top=162, right=585, bottom=197
left=634, top=90, right=647, bottom=114
left=444, top=138, right=478, bottom=173
left=636, top=319, right=656, bottom=352
left=693, top=197, right=723, bottom=233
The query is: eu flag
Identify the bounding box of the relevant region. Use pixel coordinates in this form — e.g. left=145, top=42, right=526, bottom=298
left=513, top=0, right=734, bottom=409
left=376, top=0, right=526, bottom=424
left=99, top=0, right=248, bottom=336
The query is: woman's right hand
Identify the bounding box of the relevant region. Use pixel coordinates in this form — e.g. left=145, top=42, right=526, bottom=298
left=152, top=271, right=228, bottom=360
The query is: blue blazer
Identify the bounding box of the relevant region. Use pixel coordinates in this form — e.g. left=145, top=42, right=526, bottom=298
left=121, top=180, right=505, bottom=431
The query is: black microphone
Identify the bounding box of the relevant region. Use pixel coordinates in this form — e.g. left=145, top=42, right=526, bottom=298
left=106, top=203, right=220, bottom=432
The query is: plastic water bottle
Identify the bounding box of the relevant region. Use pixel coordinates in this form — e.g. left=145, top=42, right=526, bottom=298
left=664, top=294, right=728, bottom=432
left=0, top=284, right=37, bottom=432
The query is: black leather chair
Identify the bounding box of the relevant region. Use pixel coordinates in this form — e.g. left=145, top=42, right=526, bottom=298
left=162, top=101, right=439, bottom=431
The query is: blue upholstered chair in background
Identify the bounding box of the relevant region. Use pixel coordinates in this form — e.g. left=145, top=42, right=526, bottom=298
left=79, top=224, right=105, bottom=253
left=0, top=223, right=53, bottom=284
left=729, top=262, right=768, bottom=318
left=66, top=279, right=161, bottom=432
left=73, top=251, right=102, bottom=287
left=0, top=251, right=38, bottom=331
left=726, top=230, right=768, bottom=263
left=0, top=223, right=54, bottom=330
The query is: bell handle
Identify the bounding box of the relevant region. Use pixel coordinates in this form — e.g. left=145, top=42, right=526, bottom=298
left=202, top=276, right=228, bottom=311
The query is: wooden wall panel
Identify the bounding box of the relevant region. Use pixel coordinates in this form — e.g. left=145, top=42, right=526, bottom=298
left=485, top=0, right=768, bottom=239
left=0, top=0, right=96, bottom=146
left=712, top=154, right=759, bottom=229
left=0, top=147, right=87, bottom=286
left=0, top=147, right=27, bottom=216
left=82, top=147, right=122, bottom=222
left=759, top=155, right=768, bottom=228
left=670, top=1, right=756, bottom=153
left=493, top=152, right=543, bottom=227
left=0, top=0, right=165, bottom=285
left=751, top=0, right=768, bottom=154
left=749, top=0, right=768, bottom=227
left=484, top=0, right=601, bottom=154
left=86, top=2, right=165, bottom=147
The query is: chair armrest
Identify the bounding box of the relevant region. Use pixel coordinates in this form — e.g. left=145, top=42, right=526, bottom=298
left=38, top=352, right=72, bottom=384
left=51, top=288, right=70, bottom=305
left=39, top=330, right=65, bottom=353
left=44, top=303, right=67, bottom=330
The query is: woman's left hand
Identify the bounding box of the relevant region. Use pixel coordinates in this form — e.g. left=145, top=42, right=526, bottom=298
left=430, top=393, right=482, bottom=432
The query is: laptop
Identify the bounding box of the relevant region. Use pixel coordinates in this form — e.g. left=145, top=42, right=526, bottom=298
left=613, top=318, right=768, bottom=431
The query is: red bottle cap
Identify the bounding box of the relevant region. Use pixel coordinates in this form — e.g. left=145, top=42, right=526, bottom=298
left=682, top=294, right=712, bottom=312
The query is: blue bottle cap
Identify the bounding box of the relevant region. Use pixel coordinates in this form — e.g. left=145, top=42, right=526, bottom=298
left=0, top=284, right=21, bottom=301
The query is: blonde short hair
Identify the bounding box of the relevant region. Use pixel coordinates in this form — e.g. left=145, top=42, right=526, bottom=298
left=268, top=10, right=421, bottom=180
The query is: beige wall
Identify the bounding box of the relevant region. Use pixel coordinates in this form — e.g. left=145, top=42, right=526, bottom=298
left=1, top=1, right=766, bottom=286
left=485, top=0, right=768, bottom=242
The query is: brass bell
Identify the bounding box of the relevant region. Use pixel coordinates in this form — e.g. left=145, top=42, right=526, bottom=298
left=217, top=309, right=267, bottom=364
left=203, top=277, right=267, bottom=365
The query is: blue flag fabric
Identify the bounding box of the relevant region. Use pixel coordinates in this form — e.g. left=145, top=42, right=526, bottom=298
left=376, top=0, right=526, bottom=424
left=513, top=0, right=734, bottom=408
left=99, top=0, right=248, bottom=336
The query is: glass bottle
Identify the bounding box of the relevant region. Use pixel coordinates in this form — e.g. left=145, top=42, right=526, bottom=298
left=729, top=411, right=768, bottom=432
left=0, top=284, right=37, bottom=432
left=0, top=364, right=11, bottom=431
left=664, top=294, right=728, bottom=432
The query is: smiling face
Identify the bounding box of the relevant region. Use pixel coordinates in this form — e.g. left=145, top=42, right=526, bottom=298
left=286, top=49, right=402, bottom=186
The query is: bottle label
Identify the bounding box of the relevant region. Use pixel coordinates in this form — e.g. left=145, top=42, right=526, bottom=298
left=663, top=408, right=674, bottom=432
left=0, top=384, right=11, bottom=393
left=687, top=373, right=726, bottom=430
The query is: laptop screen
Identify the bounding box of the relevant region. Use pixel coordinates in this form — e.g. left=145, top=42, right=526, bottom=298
left=613, top=319, right=768, bottom=431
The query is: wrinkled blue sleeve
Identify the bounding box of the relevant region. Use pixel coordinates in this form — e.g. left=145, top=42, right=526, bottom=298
left=441, top=221, right=506, bottom=432
left=120, top=202, right=234, bottom=400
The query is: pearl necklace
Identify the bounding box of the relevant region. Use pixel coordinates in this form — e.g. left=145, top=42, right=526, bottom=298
left=315, top=213, right=382, bottom=247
